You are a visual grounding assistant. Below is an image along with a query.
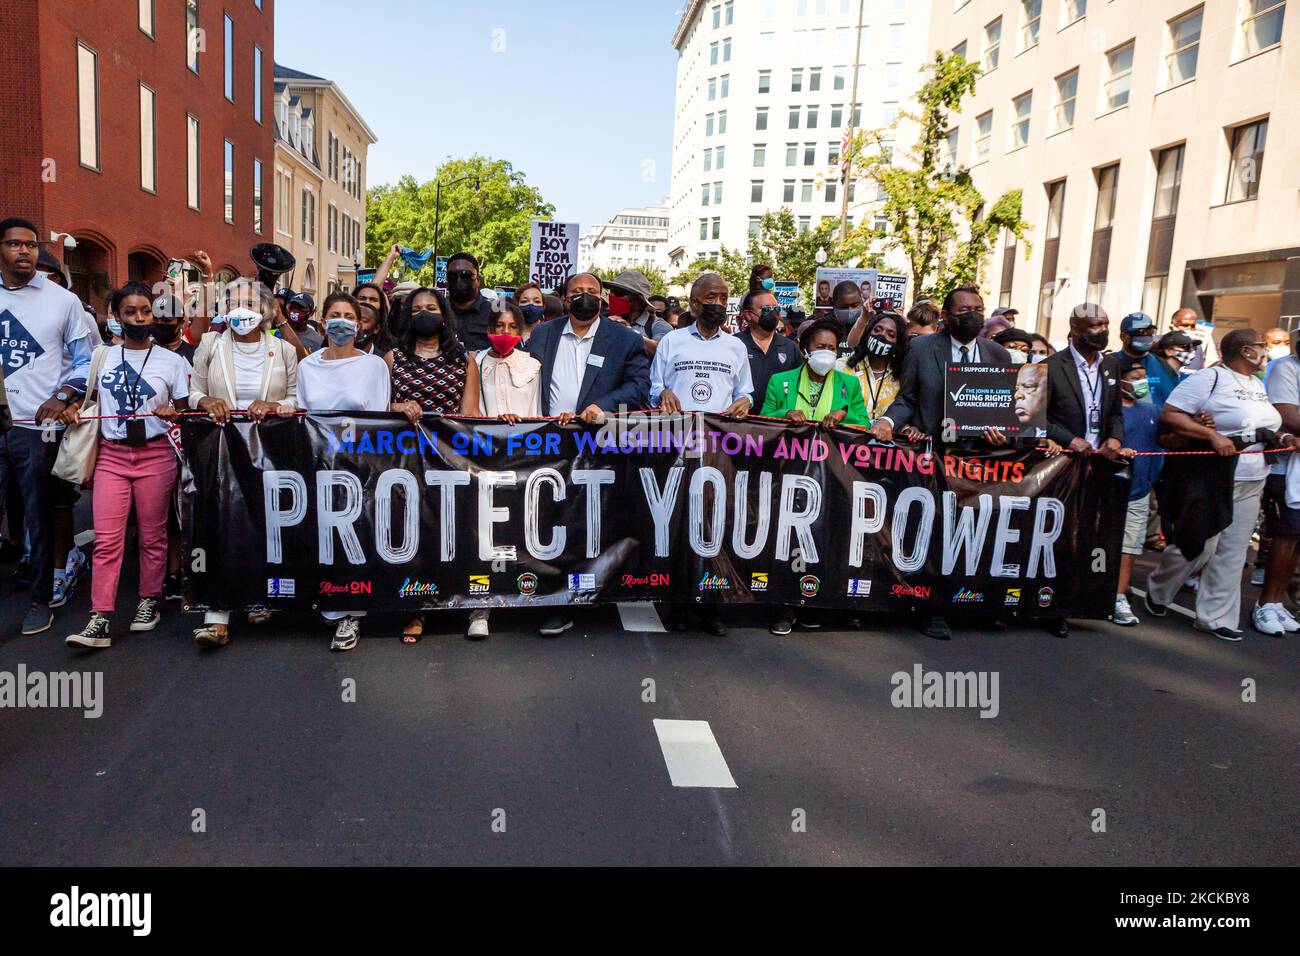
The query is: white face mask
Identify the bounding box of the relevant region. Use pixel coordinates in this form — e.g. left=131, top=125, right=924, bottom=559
left=806, top=349, right=837, bottom=376
left=1009, top=350, right=1027, bottom=365
left=1269, top=344, right=1290, bottom=361
left=227, top=307, right=263, bottom=336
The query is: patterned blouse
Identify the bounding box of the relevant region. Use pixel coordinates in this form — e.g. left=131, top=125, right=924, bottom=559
left=390, top=347, right=466, bottom=413
left=838, top=358, right=900, bottom=424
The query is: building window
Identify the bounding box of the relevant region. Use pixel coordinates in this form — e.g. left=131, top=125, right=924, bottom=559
left=804, top=142, right=816, bottom=165
left=711, top=217, right=721, bottom=239
left=77, top=42, right=100, bottom=171
left=800, top=180, right=813, bottom=203
left=723, top=37, right=732, bottom=61
left=783, top=180, right=796, bottom=203
left=751, top=180, right=764, bottom=202
left=700, top=219, right=708, bottom=241
left=1094, top=163, right=1119, bottom=230
left=223, top=13, right=234, bottom=101
left=253, top=159, right=263, bottom=234
left=138, top=84, right=156, bottom=192
left=830, top=104, right=843, bottom=127
left=716, top=146, right=726, bottom=169
left=186, top=0, right=200, bottom=74
left=708, top=77, right=717, bottom=101
left=791, top=68, right=803, bottom=93
left=1020, top=0, right=1041, bottom=51
left=1062, top=0, right=1086, bottom=27
left=253, top=44, right=263, bottom=123
left=976, top=111, right=992, bottom=163
left=889, top=23, right=904, bottom=48
left=1225, top=118, right=1268, bottom=203
left=223, top=140, right=234, bottom=223
left=882, top=102, right=899, bottom=125
left=943, top=128, right=958, bottom=169
left=983, top=17, right=1002, bottom=70
left=704, top=147, right=713, bottom=172
left=1153, top=143, right=1184, bottom=218
left=301, top=189, right=316, bottom=243
left=139, top=0, right=154, bottom=37
left=1010, top=92, right=1032, bottom=150
left=701, top=183, right=710, bottom=207
left=825, top=181, right=837, bottom=203
left=786, top=143, right=798, bottom=166
left=1164, top=6, right=1203, bottom=87
left=186, top=114, right=200, bottom=209
left=1103, top=41, right=1134, bottom=112
left=1239, top=0, right=1287, bottom=58
left=953, top=40, right=968, bottom=60
left=758, top=69, right=771, bottom=93
left=806, top=105, right=819, bottom=129
left=753, top=144, right=766, bottom=166
left=720, top=74, right=730, bottom=98
left=713, top=3, right=721, bottom=28
left=1053, top=69, right=1078, bottom=132
left=756, top=107, right=768, bottom=130
left=789, top=106, right=800, bottom=129
left=799, top=216, right=811, bottom=233
left=718, top=110, right=727, bottom=134
left=809, top=67, right=822, bottom=92
left=748, top=217, right=762, bottom=238
left=833, top=66, right=846, bottom=91
left=710, top=41, right=718, bottom=65
left=1045, top=181, right=1065, bottom=240
left=713, top=182, right=723, bottom=204
left=706, top=113, right=715, bottom=136
left=885, top=62, right=900, bottom=88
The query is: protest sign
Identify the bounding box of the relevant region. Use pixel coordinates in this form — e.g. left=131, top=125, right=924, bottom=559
left=814, top=268, right=878, bottom=309
left=184, top=413, right=1123, bottom=618
left=875, top=273, right=907, bottom=310
left=774, top=281, right=800, bottom=311
left=944, top=364, right=1048, bottom=437
left=529, top=220, right=580, bottom=291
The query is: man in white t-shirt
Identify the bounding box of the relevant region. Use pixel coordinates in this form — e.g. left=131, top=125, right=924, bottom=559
left=1256, top=344, right=1300, bottom=634
left=0, top=218, right=93, bottom=636
left=649, top=273, right=753, bottom=418
left=648, top=273, right=751, bottom=639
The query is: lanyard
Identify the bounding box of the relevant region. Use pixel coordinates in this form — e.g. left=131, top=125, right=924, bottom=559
left=120, top=344, right=154, bottom=412
left=1078, top=357, right=1101, bottom=424
left=864, top=365, right=889, bottom=415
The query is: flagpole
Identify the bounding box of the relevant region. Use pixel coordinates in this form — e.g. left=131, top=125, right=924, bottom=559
left=839, top=0, right=865, bottom=245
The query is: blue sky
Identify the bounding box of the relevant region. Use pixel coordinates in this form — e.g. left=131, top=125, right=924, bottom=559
left=275, top=0, right=682, bottom=232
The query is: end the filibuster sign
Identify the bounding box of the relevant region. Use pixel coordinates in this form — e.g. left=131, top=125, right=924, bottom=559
left=945, top=363, right=1048, bottom=437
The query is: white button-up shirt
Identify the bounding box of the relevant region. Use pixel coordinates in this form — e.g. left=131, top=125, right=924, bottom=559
left=549, top=318, right=600, bottom=415
left=950, top=336, right=980, bottom=364
left=1068, top=343, right=1103, bottom=449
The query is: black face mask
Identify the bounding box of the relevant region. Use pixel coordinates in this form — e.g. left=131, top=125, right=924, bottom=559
left=409, top=309, right=444, bottom=339
left=697, top=303, right=727, bottom=330
left=355, top=329, right=375, bottom=349
left=755, top=309, right=779, bottom=333
left=1078, top=330, right=1110, bottom=352
left=447, top=274, right=476, bottom=302
left=149, top=322, right=179, bottom=345
left=569, top=293, right=601, bottom=322
left=122, top=322, right=151, bottom=342
left=947, top=311, right=984, bottom=343
left=865, top=334, right=895, bottom=359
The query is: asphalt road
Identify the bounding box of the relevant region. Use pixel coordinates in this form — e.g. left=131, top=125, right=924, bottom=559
left=0, top=546, right=1296, bottom=867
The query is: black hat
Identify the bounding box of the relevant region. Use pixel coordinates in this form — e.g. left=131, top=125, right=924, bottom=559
left=289, top=291, right=315, bottom=312
left=35, top=248, right=68, bottom=286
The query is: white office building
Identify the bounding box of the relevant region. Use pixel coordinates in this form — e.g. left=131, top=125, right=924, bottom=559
left=582, top=200, right=672, bottom=274
left=932, top=0, right=1300, bottom=341
left=667, top=0, right=933, bottom=272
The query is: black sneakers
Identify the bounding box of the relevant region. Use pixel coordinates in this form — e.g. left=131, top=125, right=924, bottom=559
left=66, top=613, right=111, bottom=649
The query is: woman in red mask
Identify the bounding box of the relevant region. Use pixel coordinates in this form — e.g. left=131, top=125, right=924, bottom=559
left=465, top=300, right=541, bottom=641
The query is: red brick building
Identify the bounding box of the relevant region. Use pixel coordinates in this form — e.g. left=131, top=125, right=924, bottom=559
left=0, top=0, right=274, bottom=313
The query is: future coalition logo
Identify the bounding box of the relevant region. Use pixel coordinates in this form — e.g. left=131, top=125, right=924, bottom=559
left=398, top=579, right=438, bottom=599
left=698, top=573, right=729, bottom=591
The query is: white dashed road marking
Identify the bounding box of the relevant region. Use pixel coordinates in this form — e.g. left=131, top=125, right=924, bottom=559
left=653, top=719, right=737, bottom=788
left=618, top=601, right=666, bottom=632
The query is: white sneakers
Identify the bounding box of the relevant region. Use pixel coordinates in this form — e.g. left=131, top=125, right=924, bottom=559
left=1252, top=602, right=1299, bottom=637
left=467, top=609, right=490, bottom=640
left=1112, top=594, right=1139, bottom=627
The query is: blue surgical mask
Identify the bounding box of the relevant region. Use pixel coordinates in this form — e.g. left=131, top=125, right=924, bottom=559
left=761, top=278, right=776, bottom=292
left=107, top=317, right=123, bottom=336
left=325, top=318, right=357, bottom=346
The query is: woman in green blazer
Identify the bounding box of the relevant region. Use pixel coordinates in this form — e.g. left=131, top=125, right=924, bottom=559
left=760, top=318, right=869, bottom=428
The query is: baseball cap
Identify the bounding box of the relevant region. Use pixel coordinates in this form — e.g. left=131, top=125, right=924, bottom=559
left=1120, top=312, right=1156, bottom=334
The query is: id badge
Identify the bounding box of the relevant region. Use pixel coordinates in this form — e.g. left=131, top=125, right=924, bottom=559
left=1088, top=405, right=1102, bottom=432
left=125, top=418, right=148, bottom=447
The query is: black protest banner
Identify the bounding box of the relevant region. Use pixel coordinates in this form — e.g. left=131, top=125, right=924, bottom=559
left=182, top=413, right=1125, bottom=618
left=945, top=363, right=1048, bottom=438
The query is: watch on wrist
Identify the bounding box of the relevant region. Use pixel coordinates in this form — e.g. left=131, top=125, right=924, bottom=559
left=54, top=388, right=76, bottom=404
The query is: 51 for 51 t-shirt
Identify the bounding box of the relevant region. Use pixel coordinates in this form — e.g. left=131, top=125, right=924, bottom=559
left=94, top=345, right=191, bottom=441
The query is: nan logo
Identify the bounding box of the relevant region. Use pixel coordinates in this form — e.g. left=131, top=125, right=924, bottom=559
left=267, top=578, right=295, bottom=598
left=517, top=572, right=538, bottom=596
left=799, top=575, right=820, bottom=598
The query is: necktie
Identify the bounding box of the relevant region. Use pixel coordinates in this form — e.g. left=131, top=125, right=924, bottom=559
left=960, top=345, right=969, bottom=363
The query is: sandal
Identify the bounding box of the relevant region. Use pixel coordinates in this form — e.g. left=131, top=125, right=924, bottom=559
left=402, top=615, right=424, bottom=644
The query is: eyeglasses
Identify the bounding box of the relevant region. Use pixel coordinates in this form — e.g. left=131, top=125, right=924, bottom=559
left=1, top=239, right=40, bottom=252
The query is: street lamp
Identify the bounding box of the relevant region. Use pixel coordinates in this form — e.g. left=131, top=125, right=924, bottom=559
left=432, top=174, right=482, bottom=268
left=816, top=246, right=827, bottom=266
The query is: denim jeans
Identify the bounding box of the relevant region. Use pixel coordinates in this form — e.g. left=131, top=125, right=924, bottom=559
left=0, top=426, right=59, bottom=606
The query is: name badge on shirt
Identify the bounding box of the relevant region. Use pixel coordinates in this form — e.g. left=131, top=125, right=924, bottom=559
left=587, top=354, right=605, bottom=368
left=1089, top=406, right=1102, bottom=431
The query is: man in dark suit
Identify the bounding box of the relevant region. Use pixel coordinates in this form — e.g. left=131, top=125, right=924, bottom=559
left=520, top=271, right=648, bottom=638
left=868, top=285, right=1012, bottom=640
left=523, top=272, right=650, bottom=423
left=1038, top=303, right=1127, bottom=639
left=870, top=285, right=1013, bottom=442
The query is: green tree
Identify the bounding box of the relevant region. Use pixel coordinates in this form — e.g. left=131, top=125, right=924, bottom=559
left=845, top=52, right=1030, bottom=304
left=592, top=264, right=669, bottom=297
left=668, top=246, right=750, bottom=296
left=745, top=208, right=885, bottom=308
left=365, top=156, right=554, bottom=288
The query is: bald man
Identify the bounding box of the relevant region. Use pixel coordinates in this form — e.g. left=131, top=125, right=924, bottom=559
left=1169, top=308, right=1217, bottom=370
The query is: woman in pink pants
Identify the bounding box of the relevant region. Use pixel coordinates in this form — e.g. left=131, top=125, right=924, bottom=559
left=63, top=283, right=191, bottom=650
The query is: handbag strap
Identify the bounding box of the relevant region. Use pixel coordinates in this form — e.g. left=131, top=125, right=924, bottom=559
left=82, top=346, right=109, bottom=405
